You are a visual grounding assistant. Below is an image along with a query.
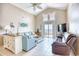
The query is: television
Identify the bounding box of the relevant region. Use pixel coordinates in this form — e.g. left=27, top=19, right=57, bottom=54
left=58, top=23, right=67, bottom=32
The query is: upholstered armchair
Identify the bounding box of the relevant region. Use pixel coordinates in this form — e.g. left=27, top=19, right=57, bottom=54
left=52, top=34, right=77, bottom=55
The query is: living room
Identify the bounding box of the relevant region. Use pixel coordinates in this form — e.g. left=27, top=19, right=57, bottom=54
left=0, top=3, right=79, bottom=56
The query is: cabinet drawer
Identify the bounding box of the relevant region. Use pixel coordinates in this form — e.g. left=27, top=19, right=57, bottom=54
left=3, top=35, right=22, bottom=54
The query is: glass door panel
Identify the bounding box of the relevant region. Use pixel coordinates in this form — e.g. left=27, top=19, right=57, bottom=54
left=49, top=24, right=53, bottom=38
left=44, top=24, right=49, bottom=38
left=43, top=23, right=53, bottom=38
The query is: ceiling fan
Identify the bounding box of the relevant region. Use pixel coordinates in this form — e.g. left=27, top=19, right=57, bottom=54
left=29, top=3, right=42, bottom=11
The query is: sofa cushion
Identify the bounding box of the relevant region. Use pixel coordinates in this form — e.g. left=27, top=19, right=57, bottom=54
left=62, top=32, right=70, bottom=43
left=66, top=37, right=76, bottom=47
left=66, top=34, right=76, bottom=44
left=23, top=32, right=35, bottom=39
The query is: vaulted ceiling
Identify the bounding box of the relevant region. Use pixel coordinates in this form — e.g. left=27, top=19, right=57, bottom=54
left=11, top=3, right=68, bottom=15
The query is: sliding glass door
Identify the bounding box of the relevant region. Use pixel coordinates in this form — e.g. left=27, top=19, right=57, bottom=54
left=42, top=12, right=56, bottom=39
left=44, top=24, right=49, bottom=38
left=43, top=23, right=53, bottom=38
left=49, top=24, right=53, bottom=38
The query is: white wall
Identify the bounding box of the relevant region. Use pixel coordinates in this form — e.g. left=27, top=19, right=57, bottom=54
left=0, top=4, right=2, bottom=23
left=35, top=8, right=67, bottom=38
left=68, top=4, right=79, bottom=35
left=35, top=8, right=67, bottom=31
left=0, top=3, right=35, bottom=32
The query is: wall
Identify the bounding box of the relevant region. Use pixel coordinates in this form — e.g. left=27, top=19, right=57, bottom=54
left=68, top=3, right=79, bottom=55
left=0, top=4, right=2, bottom=23
left=0, top=3, right=35, bottom=32
left=68, top=4, right=79, bottom=35
left=0, top=3, right=67, bottom=36
left=35, top=8, right=67, bottom=38
left=35, top=8, right=67, bottom=30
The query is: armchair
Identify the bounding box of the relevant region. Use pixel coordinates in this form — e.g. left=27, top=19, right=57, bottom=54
left=52, top=34, right=77, bottom=55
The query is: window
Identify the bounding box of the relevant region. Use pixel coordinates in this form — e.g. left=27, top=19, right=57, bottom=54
left=49, top=24, right=53, bottom=33
left=49, top=12, right=55, bottom=21
left=42, top=14, right=48, bottom=21
left=42, top=12, right=56, bottom=38
left=44, top=24, right=49, bottom=34
left=42, top=12, right=55, bottom=22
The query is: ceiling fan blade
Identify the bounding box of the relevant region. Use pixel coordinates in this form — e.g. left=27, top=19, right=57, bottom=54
left=26, top=3, right=42, bottom=11
left=25, top=3, right=32, bottom=7
left=37, top=5, right=42, bottom=9
left=33, top=6, right=36, bottom=11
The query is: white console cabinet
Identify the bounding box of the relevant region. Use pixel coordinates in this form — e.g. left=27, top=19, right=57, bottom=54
left=3, top=35, right=22, bottom=54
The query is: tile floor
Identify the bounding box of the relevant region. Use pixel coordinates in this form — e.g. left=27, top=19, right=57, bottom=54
left=23, top=38, right=54, bottom=56
left=0, top=38, right=74, bottom=56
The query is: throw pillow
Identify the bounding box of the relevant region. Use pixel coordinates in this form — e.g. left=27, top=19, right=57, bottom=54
left=62, top=32, right=70, bottom=43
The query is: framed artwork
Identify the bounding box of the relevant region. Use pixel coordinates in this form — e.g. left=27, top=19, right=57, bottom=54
left=20, top=17, right=28, bottom=27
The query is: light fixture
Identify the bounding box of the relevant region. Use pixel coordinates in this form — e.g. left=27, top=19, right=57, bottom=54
left=29, top=3, right=42, bottom=11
